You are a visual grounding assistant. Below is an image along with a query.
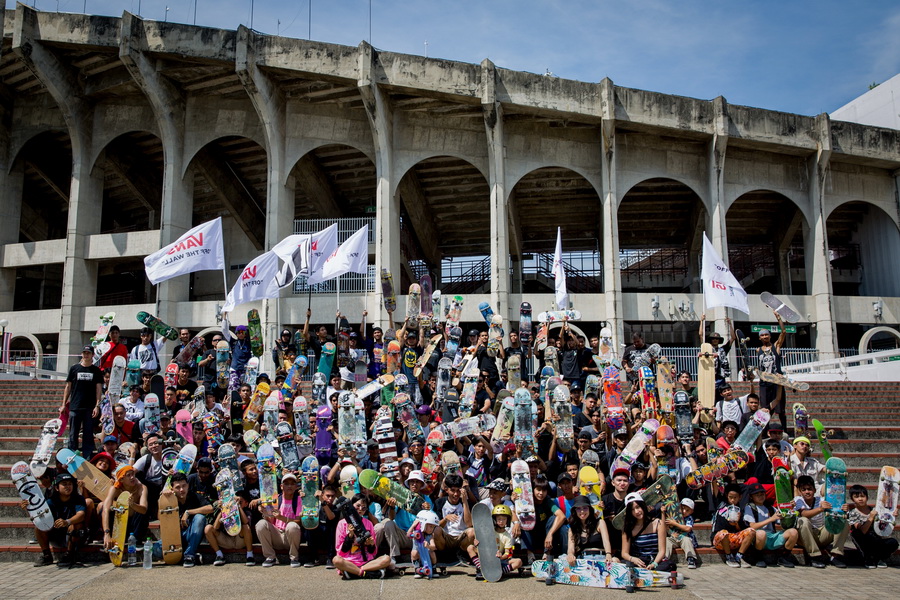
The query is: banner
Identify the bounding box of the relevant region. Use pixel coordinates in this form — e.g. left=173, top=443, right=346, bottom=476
left=320, top=224, right=369, bottom=281
left=144, top=218, right=225, bottom=285
left=272, top=234, right=311, bottom=289
left=222, top=250, right=281, bottom=313
left=304, top=223, right=339, bottom=285
left=701, top=233, right=749, bottom=315
left=552, top=227, right=569, bottom=310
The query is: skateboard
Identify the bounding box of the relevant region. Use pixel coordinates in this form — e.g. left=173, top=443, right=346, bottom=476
left=759, top=371, right=809, bottom=391
left=444, top=296, right=463, bottom=335
left=352, top=348, right=368, bottom=388
left=536, top=309, right=582, bottom=323
left=793, top=402, right=809, bottom=434
left=414, top=333, right=443, bottom=378
left=125, top=358, right=141, bottom=388
left=685, top=449, right=749, bottom=490
left=107, top=490, right=131, bottom=566
left=656, top=358, right=675, bottom=414
left=143, top=393, right=162, bottom=435
left=442, top=450, right=461, bottom=477
left=165, top=444, right=198, bottom=488
left=292, top=396, right=313, bottom=457
left=812, top=419, right=834, bottom=461
left=338, top=391, right=357, bottom=451
left=824, top=456, right=848, bottom=535
left=531, top=557, right=684, bottom=589
left=136, top=311, right=179, bottom=340
left=300, top=456, right=321, bottom=529
left=11, top=462, right=53, bottom=531
left=381, top=268, right=397, bottom=313
left=543, top=346, right=560, bottom=374
left=459, top=366, right=478, bottom=420
left=873, top=466, right=900, bottom=537
left=471, top=502, right=502, bottom=582
left=511, top=459, right=536, bottom=531
left=115, top=442, right=137, bottom=467
left=247, top=308, right=263, bottom=357
left=630, top=343, right=662, bottom=370
left=611, top=475, right=675, bottom=530
left=99, top=394, right=114, bottom=437
left=445, top=326, right=462, bottom=357
left=734, top=329, right=755, bottom=379
left=440, top=413, right=497, bottom=439
left=257, top=442, right=279, bottom=509
left=109, top=355, right=127, bottom=401
left=175, top=410, right=193, bottom=445
left=216, top=340, right=231, bottom=388
left=478, top=301, right=495, bottom=326
left=216, top=444, right=243, bottom=491
left=374, top=409, right=398, bottom=479
left=317, top=342, right=336, bottom=375
left=442, top=388, right=460, bottom=422
left=339, top=464, right=358, bottom=499
left=419, top=275, right=433, bottom=329
left=421, top=428, right=445, bottom=484
left=584, top=374, right=599, bottom=397
left=490, top=395, right=516, bottom=452
left=580, top=450, right=600, bottom=471
left=214, top=468, right=242, bottom=537
left=314, top=404, right=333, bottom=459
left=359, top=468, right=425, bottom=513
left=578, top=465, right=604, bottom=518
left=552, top=385, right=574, bottom=452
left=602, top=366, right=625, bottom=431
left=773, top=457, right=797, bottom=528
left=638, top=365, right=658, bottom=418
left=393, top=392, right=425, bottom=443
left=487, top=314, right=503, bottom=358
left=731, top=409, right=770, bottom=452
left=514, top=387, right=533, bottom=454
left=431, top=290, right=441, bottom=325
left=276, top=421, right=301, bottom=471
left=244, top=430, right=263, bottom=455
left=263, top=393, right=279, bottom=443
left=409, top=520, right=434, bottom=578
left=611, top=418, right=660, bottom=474
left=244, top=356, right=260, bottom=389
left=284, top=355, right=308, bottom=396
left=157, top=488, right=182, bottom=565
left=175, top=336, right=204, bottom=367
left=435, top=358, right=452, bottom=408
left=406, top=283, right=421, bottom=327
left=384, top=340, right=401, bottom=375
left=697, top=342, right=715, bottom=410
left=761, top=291, right=801, bottom=324
left=29, top=418, right=62, bottom=478
left=150, top=374, right=165, bottom=400
left=662, top=498, right=687, bottom=542
left=90, top=311, right=116, bottom=347
left=310, top=372, right=327, bottom=405
left=56, top=448, right=113, bottom=501
left=673, top=391, right=692, bottom=444
left=355, top=374, right=394, bottom=402
left=519, top=302, right=532, bottom=346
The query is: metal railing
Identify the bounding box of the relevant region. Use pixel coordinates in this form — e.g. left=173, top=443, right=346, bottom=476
left=620, top=248, right=689, bottom=280
left=520, top=252, right=602, bottom=293
left=291, top=218, right=376, bottom=294
left=656, top=346, right=859, bottom=379
left=0, top=352, right=77, bottom=379
left=293, top=217, right=376, bottom=244
left=441, top=257, right=491, bottom=294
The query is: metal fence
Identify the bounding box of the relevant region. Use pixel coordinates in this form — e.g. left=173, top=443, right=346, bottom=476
left=291, top=218, right=376, bottom=294
left=659, top=346, right=859, bottom=379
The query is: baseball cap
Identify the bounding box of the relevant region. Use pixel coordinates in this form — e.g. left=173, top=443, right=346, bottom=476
left=680, top=498, right=695, bottom=509
left=406, top=330, right=418, bottom=339
left=102, top=435, right=118, bottom=444
left=612, top=467, right=631, bottom=479
left=570, top=495, right=592, bottom=509
left=366, top=439, right=378, bottom=448
left=624, top=491, right=644, bottom=505
left=486, top=478, right=509, bottom=492
left=406, top=470, right=425, bottom=484
left=54, top=473, right=76, bottom=485
left=767, top=424, right=783, bottom=433
left=81, top=345, right=93, bottom=353
left=399, top=457, right=416, bottom=468
left=415, top=405, right=433, bottom=416
left=794, top=436, right=811, bottom=445
left=632, top=461, right=648, bottom=471
left=614, top=426, right=630, bottom=438
left=282, top=472, right=298, bottom=482
left=570, top=381, right=582, bottom=391
left=747, top=483, right=766, bottom=496
left=577, top=431, right=592, bottom=440
left=557, top=472, right=574, bottom=483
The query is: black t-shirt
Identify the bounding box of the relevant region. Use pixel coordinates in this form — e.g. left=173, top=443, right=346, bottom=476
left=534, top=496, right=558, bottom=527
left=66, top=363, right=103, bottom=411
left=175, top=379, right=199, bottom=406
left=47, top=491, right=87, bottom=520
left=176, top=489, right=211, bottom=518
left=560, top=347, right=581, bottom=380
left=187, top=473, right=219, bottom=505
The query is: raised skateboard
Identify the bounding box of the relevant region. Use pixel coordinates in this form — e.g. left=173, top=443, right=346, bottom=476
left=247, top=308, right=264, bottom=357
left=536, top=309, right=581, bottom=323
left=442, top=450, right=461, bottom=477
left=471, top=502, right=502, bottom=582
left=731, top=409, right=770, bottom=452
left=284, top=355, right=308, bottom=396
left=30, top=418, right=62, bottom=478
left=263, top=392, right=279, bottom=442
left=314, top=403, right=333, bottom=460
left=243, top=382, right=269, bottom=429
left=793, top=402, right=809, bottom=434
left=824, top=456, right=848, bottom=534
left=685, top=449, right=749, bottom=490
left=276, top=421, right=301, bottom=471
left=244, top=356, right=260, bottom=389
left=519, top=302, right=532, bottom=347
left=419, top=275, right=433, bottom=329
left=384, top=340, right=401, bottom=375
left=406, top=283, right=421, bottom=328
left=734, top=328, right=755, bottom=379
left=355, top=373, right=394, bottom=402
left=630, top=343, right=661, bottom=370
left=337, top=392, right=356, bottom=451
left=444, top=296, right=463, bottom=336
left=292, top=396, right=313, bottom=458
left=759, top=371, right=809, bottom=391
left=214, top=468, right=242, bottom=537
left=639, top=365, right=658, bottom=418
left=873, top=466, right=900, bottom=537
left=56, top=448, right=112, bottom=501
left=165, top=443, right=197, bottom=487
left=125, top=358, right=141, bottom=388
left=578, top=465, right=604, bottom=518
left=150, top=374, right=165, bottom=400
left=257, top=442, right=279, bottom=509
left=490, top=395, right=516, bottom=452
left=421, top=428, right=445, bottom=484
left=317, top=342, right=336, bottom=375
left=374, top=408, right=398, bottom=479
left=311, top=372, right=327, bottom=405
left=339, top=464, right=358, bottom=499
left=580, top=450, right=600, bottom=471
left=656, top=358, right=675, bottom=414
left=11, top=462, right=53, bottom=531
left=300, top=456, right=321, bottom=529
left=175, top=335, right=204, bottom=367
left=697, top=342, right=715, bottom=410
left=90, top=311, right=116, bottom=347
left=359, top=468, right=425, bottom=513
left=115, top=442, right=137, bottom=467
left=108, top=355, right=126, bottom=401
left=458, top=364, right=478, bottom=419
left=511, top=459, right=535, bottom=531
left=445, top=326, right=462, bottom=357
left=393, top=392, right=425, bottom=443
left=812, top=419, right=834, bottom=461
left=543, top=346, right=560, bottom=374
left=487, top=313, right=503, bottom=358
left=216, top=340, right=231, bottom=389
left=602, top=366, right=625, bottom=431
left=531, top=557, right=684, bottom=589
left=216, top=444, right=243, bottom=491
left=136, top=311, right=179, bottom=340
left=611, top=475, right=675, bottom=530
left=143, top=393, right=162, bottom=436
left=761, top=291, right=801, bottom=324
left=381, top=268, right=397, bottom=313
left=584, top=374, right=599, bottom=398
left=611, top=418, right=660, bottom=474
left=107, top=490, right=131, bottom=566
left=414, top=333, right=443, bottom=378
left=552, top=385, right=574, bottom=452
left=158, top=488, right=182, bottom=565
left=673, top=390, right=692, bottom=444
left=435, top=358, right=452, bottom=408
left=440, top=413, right=496, bottom=440
left=514, top=387, right=534, bottom=455
left=773, top=457, right=797, bottom=528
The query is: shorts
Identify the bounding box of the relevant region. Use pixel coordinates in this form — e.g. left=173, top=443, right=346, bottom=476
left=435, top=529, right=469, bottom=552
left=214, top=529, right=246, bottom=550
left=764, top=530, right=786, bottom=550
left=713, top=528, right=753, bottom=551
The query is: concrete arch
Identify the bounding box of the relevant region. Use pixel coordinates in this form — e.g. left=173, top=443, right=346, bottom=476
left=825, top=198, right=900, bottom=230
left=617, top=173, right=707, bottom=210
left=284, top=141, right=376, bottom=188
left=505, top=163, right=602, bottom=202
left=8, top=128, right=69, bottom=175
left=858, top=326, right=900, bottom=355
left=725, top=184, right=810, bottom=222
left=88, top=128, right=161, bottom=174
left=182, top=132, right=268, bottom=179
left=8, top=333, right=43, bottom=368
left=197, top=326, right=233, bottom=341
left=393, top=152, right=489, bottom=196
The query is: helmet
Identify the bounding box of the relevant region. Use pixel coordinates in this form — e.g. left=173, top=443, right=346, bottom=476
left=491, top=504, right=512, bottom=518
left=416, top=510, right=440, bottom=527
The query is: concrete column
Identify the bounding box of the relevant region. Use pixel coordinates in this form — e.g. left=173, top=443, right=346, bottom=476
left=358, top=42, right=399, bottom=330
left=707, top=97, right=730, bottom=338
left=236, top=25, right=293, bottom=372
left=0, top=114, right=24, bottom=311
left=482, top=59, right=511, bottom=319
left=806, top=114, right=839, bottom=358
left=599, top=79, right=624, bottom=349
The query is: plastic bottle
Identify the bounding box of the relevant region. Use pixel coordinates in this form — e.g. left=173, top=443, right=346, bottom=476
left=126, top=533, right=137, bottom=566
left=143, top=538, right=153, bottom=569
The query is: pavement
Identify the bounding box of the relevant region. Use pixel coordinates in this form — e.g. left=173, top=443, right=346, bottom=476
left=1, top=560, right=898, bottom=600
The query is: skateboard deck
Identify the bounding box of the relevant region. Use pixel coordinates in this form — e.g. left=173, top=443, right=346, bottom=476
left=444, top=296, right=463, bottom=335
left=175, top=336, right=204, bottom=367
left=300, top=456, right=321, bottom=529
left=337, top=391, right=357, bottom=451
left=445, top=326, right=462, bottom=357
left=874, top=466, right=900, bottom=537
left=381, top=268, right=397, bottom=313
left=697, top=342, right=715, bottom=410
left=734, top=329, right=755, bottom=379
left=292, top=396, right=313, bottom=458
left=174, top=409, right=192, bottom=443
left=409, top=522, right=434, bottom=578
left=143, top=393, right=162, bottom=436
left=435, top=358, right=452, bottom=408
left=673, top=390, right=692, bottom=443
left=355, top=374, right=394, bottom=401
left=158, top=489, right=183, bottom=565
left=552, top=385, right=574, bottom=452
left=511, top=459, right=535, bottom=531
left=442, top=450, right=461, bottom=477
left=685, top=449, right=750, bottom=489
left=773, top=457, right=797, bottom=528
left=375, top=410, right=398, bottom=479
left=602, top=366, right=625, bottom=431
left=536, top=309, right=581, bottom=323
left=487, top=313, right=503, bottom=358
left=244, top=356, right=260, bottom=389
left=108, top=355, right=127, bottom=401
left=340, top=464, right=358, bottom=499
left=422, top=429, right=445, bottom=484
left=359, top=468, right=425, bottom=513
left=490, top=396, right=516, bottom=452
left=578, top=465, right=604, bottom=518
left=543, top=346, right=560, bottom=374
left=114, top=442, right=137, bottom=467
left=314, top=404, right=333, bottom=459
left=263, top=393, right=279, bottom=443
left=56, top=448, right=113, bottom=501
left=824, top=456, right=848, bottom=534
left=393, top=392, right=425, bottom=443
left=731, top=409, right=770, bottom=452
left=419, top=275, right=433, bottom=328
left=125, top=358, right=141, bottom=389
left=580, top=450, right=600, bottom=470
left=414, top=334, right=443, bottom=378
left=761, top=291, right=801, bottom=323
left=639, top=365, right=658, bottom=418
left=11, top=462, right=53, bottom=531
left=310, top=372, right=327, bottom=405
left=136, top=311, right=178, bottom=340
left=472, top=502, right=502, bottom=582
left=440, top=413, right=496, bottom=439
left=519, top=302, right=532, bottom=347
left=150, top=374, right=165, bottom=400
left=214, top=468, right=242, bottom=536
left=532, top=557, right=683, bottom=589
left=216, top=444, right=243, bottom=491
left=108, top=490, right=131, bottom=566
left=792, top=402, right=809, bottom=434
left=216, top=340, right=230, bottom=388
left=30, top=418, right=62, bottom=478
left=257, top=443, right=279, bottom=509
left=166, top=442, right=198, bottom=484
left=90, top=311, right=116, bottom=347
left=406, top=283, right=421, bottom=327
left=247, top=308, right=263, bottom=357
left=611, top=475, right=675, bottom=530
left=514, top=387, right=534, bottom=454
left=384, top=340, right=401, bottom=375
left=759, top=371, right=809, bottom=391
left=656, top=358, right=675, bottom=414
left=812, top=419, right=834, bottom=461
left=630, top=343, right=661, bottom=370
left=317, top=342, right=336, bottom=375
left=276, top=421, right=301, bottom=471
left=611, top=418, right=660, bottom=474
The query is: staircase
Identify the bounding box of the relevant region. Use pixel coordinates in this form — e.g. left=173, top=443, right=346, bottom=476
left=0, top=379, right=898, bottom=562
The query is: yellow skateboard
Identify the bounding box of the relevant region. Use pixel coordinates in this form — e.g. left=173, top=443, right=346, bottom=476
left=158, top=489, right=183, bottom=565
left=108, top=491, right=131, bottom=566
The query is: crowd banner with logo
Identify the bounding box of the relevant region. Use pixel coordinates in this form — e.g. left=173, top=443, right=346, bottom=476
left=222, top=251, right=281, bottom=313
left=144, top=217, right=225, bottom=285
left=700, top=232, right=749, bottom=315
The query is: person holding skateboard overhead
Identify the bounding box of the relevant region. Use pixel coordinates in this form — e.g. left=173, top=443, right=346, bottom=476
left=757, top=312, right=787, bottom=430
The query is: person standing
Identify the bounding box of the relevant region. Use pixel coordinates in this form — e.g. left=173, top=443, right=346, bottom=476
left=757, top=311, right=787, bottom=430
left=98, top=326, right=128, bottom=370
left=60, top=346, right=103, bottom=458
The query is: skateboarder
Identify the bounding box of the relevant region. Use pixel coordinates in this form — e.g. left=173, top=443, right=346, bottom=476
left=665, top=497, right=699, bottom=569
left=129, top=327, right=166, bottom=375
left=205, top=503, right=256, bottom=566
left=847, top=484, right=900, bottom=568
left=743, top=482, right=798, bottom=567
left=621, top=332, right=652, bottom=385
left=60, top=346, right=103, bottom=458
left=163, top=472, right=214, bottom=567
left=621, top=492, right=674, bottom=572
left=431, top=474, right=475, bottom=559
left=334, top=493, right=393, bottom=578
left=697, top=315, right=736, bottom=390
left=101, top=466, right=150, bottom=550
left=98, top=326, right=129, bottom=370
left=711, top=483, right=761, bottom=568
left=794, top=475, right=850, bottom=568
left=521, top=476, right=566, bottom=559
left=789, top=436, right=825, bottom=490
left=171, top=328, right=198, bottom=376
left=222, top=323, right=253, bottom=382
left=25, top=473, right=86, bottom=567
left=757, top=313, right=787, bottom=430
left=256, top=472, right=304, bottom=567
left=133, top=434, right=167, bottom=518
left=468, top=504, right=522, bottom=580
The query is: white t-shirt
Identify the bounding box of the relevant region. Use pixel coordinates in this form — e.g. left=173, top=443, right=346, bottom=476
left=438, top=498, right=466, bottom=536
left=794, top=495, right=824, bottom=529
left=743, top=503, right=775, bottom=533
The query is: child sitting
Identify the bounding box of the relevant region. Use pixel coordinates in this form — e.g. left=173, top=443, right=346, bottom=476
left=712, top=483, right=763, bottom=567
left=468, top=505, right=522, bottom=580
left=665, top=497, right=699, bottom=569
left=794, top=475, right=850, bottom=568
left=847, top=484, right=899, bottom=568
left=743, top=482, right=798, bottom=568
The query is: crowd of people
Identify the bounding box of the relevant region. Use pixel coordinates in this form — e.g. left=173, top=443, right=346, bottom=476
left=22, top=303, right=897, bottom=577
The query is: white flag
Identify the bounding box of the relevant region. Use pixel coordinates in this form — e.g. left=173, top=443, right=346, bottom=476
left=320, top=224, right=369, bottom=281
left=272, top=234, right=311, bottom=289
left=552, top=227, right=569, bottom=310
left=305, top=223, right=339, bottom=285
left=222, top=250, right=281, bottom=313
left=144, top=217, right=225, bottom=285
left=701, top=233, right=749, bottom=315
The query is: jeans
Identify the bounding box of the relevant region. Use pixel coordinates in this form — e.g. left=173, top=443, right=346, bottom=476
left=67, top=409, right=95, bottom=457
left=522, top=519, right=568, bottom=555
left=182, top=513, right=208, bottom=558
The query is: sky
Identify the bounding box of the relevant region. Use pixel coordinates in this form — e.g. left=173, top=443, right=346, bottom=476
left=9, top=0, right=900, bottom=116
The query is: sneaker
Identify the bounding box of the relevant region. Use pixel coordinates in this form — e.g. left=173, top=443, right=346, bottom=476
left=213, top=556, right=226, bottom=567
left=777, top=556, right=795, bottom=568
left=475, top=569, right=485, bottom=581
left=755, top=560, right=767, bottom=568
left=262, top=557, right=278, bottom=568
left=290, top=559, right=302, bottom=568
left=526, top=551, right=536, bottom=565
left=741, top=557, right=754, bottom=568
left=183, top=556, right=195, bottom=568
left=341, top=570, right=351, bottom=580
left=810, top=558, right=827, bottom=569
left=245, top=556, right=256, bottom=566
left=57, top=553, right=73, bottom=568
left=831, top=556, right=847, bottom=569
left=686, top=557, right=697, bottom=569
left=34, top=553, right=53, bottom=567
left=303, top=560, right=317, bottom=568
left=378, top=569, right=387, bottom=579
left=866, top=562, right=878, bottom=569
left=325, top=559, right=335, bottom=569
left=877, top=561, right=888, bottom=568
left=725, top=554, right=740, bottom=568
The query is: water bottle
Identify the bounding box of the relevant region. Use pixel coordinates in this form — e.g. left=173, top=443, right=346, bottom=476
left=143, top=538, right=153, bottom=569
left=126, top=533, right=137, bottom=567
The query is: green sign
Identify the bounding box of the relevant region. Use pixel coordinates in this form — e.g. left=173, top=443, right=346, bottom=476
left=751, top=325, right=796, bottom=334
left=365, top=206, right=376, bottom=214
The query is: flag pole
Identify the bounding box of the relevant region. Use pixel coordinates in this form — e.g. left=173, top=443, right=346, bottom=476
left=336, top=275, right=341, bottom=313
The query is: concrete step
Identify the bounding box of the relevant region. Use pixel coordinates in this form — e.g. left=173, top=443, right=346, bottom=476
left=809, top=452, right=900, bottom=467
